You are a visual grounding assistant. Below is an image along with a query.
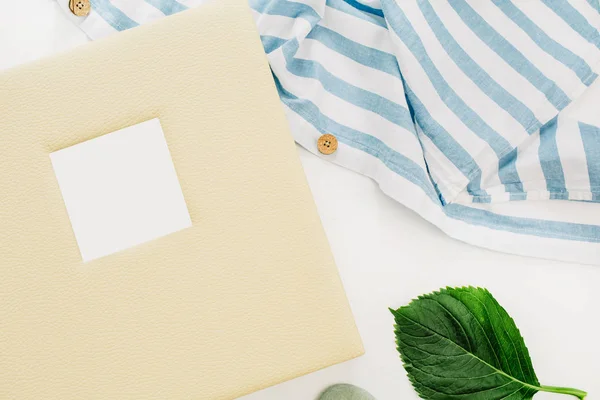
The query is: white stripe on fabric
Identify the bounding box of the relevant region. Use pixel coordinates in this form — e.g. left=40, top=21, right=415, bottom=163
left=401, top=2, right=529, bottom=148
left=468, top=199, right=600, bottom=226
left=514, top=131, right=548, bottom=197
left=516, top=1, right=600, bottom=68
left=556, top=116, right=594, bottom=200
left=318, top=6, right=394, bottom=54
left=293, top=38, right=404, bottom=110
left=110, top=0, right=166, bottom=24
left=466, top=0, right=588, bottom=101
left=428, top=0, right=557, bottom=125
left=268, top=47, right=426, bottom=167
left=304, top=24, right=403, bottom=82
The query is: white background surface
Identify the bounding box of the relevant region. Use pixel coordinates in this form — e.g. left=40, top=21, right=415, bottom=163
left=1, top=2, right=599, bottom=399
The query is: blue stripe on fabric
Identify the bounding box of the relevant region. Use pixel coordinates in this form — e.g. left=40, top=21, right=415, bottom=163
left=406, top=86, right=486, bottom=200
left=261, top=35, right=287, bottom=53
left=493, top=0, right=597, bottom=84
left=325, top=0, right=387, bottom=28
left=383, top=0, right=514, bottom=159
left=307, top=25, right=401, bottom=78
left=448, top=0, right=572, bottom=110
left=90, top=0, right=138, bottom=31
left=542, top=0, right=600, bottom=49
left=281, top=38, right=415, bottom=133
left=418, top=1, right=540, bottom=133
left=538, top=117, right=568, bottom=196
left=250, top=0, right=322, bottom=27
left=587, top=0, right=600, bottom=11
left=144, top=0, right=187, bottom=15
left=498, top=148, right=525, bottom=195
left=342, top=0, right=384, bottom=18
left=472, top=194, right=492, bottom=204
left=579, top=122, right=600, bottom=191
left=273, top=74, right=440, bottom=203
left=510, top=193, right=528, bottom=201
left=445, top=204, right=600, bottom=243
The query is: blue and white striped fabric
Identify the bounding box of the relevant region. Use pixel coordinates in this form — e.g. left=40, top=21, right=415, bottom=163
left=59, top=0, right=600, bottom=265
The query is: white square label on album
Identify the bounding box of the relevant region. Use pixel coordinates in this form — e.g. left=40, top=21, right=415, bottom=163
left=50, top=118, right=192, bottom=262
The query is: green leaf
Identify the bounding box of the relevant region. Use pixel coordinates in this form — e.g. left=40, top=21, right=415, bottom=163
left=391, top=287, right=587, bottom=400
left=318, top=384, right=376, bottom=400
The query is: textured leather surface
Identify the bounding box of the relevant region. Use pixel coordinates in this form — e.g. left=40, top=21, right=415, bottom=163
left=0, top=1, right=363, bottom=398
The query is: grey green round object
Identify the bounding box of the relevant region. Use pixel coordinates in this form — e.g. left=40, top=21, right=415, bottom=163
left=318, top=384, right=376, bottom=400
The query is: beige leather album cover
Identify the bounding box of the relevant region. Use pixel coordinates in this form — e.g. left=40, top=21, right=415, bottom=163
left=0, top=1, right=363, bottom=398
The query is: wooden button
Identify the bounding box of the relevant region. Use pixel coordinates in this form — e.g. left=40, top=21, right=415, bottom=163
left=70, top=0, right=91, bottom=17
left=317, top=134, right=338, bottom=155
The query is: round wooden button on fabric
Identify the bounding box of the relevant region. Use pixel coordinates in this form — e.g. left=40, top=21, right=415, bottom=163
left=70, top=0, right=91, bottom=17
left=317, top=134, right=338, bottom=155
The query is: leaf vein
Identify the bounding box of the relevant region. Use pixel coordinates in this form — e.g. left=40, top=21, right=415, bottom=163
left=402, top=352, right=502, bottom=381
left=395, top=312, right=543, bottom=394
left=429, top=296, right=472, bottom=353
left=406, top=367, right=521, bottom=397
